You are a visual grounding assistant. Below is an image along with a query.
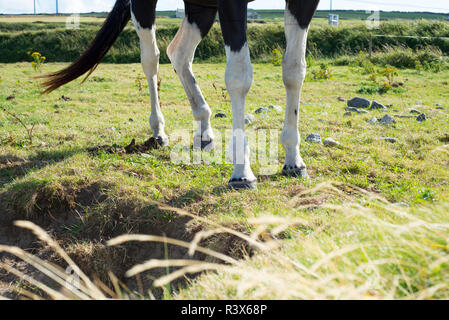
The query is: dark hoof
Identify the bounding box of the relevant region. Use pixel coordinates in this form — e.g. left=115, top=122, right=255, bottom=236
left=228, top=178, right=257, bottom=190
left=155, top=136, right=169, bottom=147
left=193, top=137, right=214, bottom=151
left=201, top=139, right=214, bottom=151
left=282, top=165, right=309, bottom=178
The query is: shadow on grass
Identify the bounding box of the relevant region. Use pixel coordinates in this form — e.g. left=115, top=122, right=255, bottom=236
left=0, top=147, right=83, bottom=188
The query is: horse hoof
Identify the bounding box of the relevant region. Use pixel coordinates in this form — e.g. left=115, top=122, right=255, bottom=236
left=155, top=136, right=169, bottom=147
left=282, top=165, right=309, bottom=178
left=228, top=178, right=257, bottom=190
left=201, top=139, right=214, bottom=151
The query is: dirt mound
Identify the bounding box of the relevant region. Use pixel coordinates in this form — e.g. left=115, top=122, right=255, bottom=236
left=0, top=181, right=247, bottom=299
left=87, top=137, right=163, bottom=155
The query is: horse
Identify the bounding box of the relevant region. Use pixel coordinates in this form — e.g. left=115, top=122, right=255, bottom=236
left=40, top=0, right=320, bottom=190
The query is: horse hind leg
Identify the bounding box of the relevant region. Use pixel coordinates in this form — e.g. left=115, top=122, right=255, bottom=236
left=131, top=0, right=168, bottom=146
left=167, top=3, right=217, bottom=150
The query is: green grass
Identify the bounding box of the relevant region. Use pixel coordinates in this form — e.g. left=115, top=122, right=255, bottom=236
left=0, top=60, right=449, bottom=299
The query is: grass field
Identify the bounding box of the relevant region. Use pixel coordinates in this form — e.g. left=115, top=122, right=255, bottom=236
left=0, top=55, right=448, bottom=299
left=0, top=8, right=449, bottom=300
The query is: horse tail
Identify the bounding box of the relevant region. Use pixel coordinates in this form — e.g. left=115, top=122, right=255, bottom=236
left=39, top=0, right=131, bottom=94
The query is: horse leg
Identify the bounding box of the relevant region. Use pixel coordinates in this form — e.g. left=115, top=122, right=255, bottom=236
left=167, top=3, right=217, bottom=150
left=281, top=1, right=318, bottom=177
left=218, top=0, right=256, bottom=190
left=131, top=0, right=168, bottom=146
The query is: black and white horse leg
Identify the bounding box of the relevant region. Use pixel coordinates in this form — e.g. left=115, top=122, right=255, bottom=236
left=167, top=3, right=217, bottom=150
left=131, top=0, right=168, bottom=146
left=218, top=0, right=256, bottom=189
left=281, top=1, right=318, bottom=177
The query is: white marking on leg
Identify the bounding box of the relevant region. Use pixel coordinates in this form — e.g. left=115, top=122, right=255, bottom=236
left=132, top=13, right=168, bottom=144
left=281, top=7, right=309, bottom=171
left=225, top=43, right=256, bottom=184
left=167, top=19, right=213, bottom=147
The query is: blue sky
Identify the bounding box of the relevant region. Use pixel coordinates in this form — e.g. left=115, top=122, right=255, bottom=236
left=1, top=0, right=448, bottom=14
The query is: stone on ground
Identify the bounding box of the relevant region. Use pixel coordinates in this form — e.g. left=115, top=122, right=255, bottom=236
left=255, top=107, right=269, bottom=114
left=305, top=133, right=322, bottom=144
left=215, top=112, right=227, bottom=118
left=323, top=137, right=339, bottom=147
left=347, top=97, right=370, bottom=109
left=367, top=117, right=378, bottom=124
left=416, top=113, right=427, bottom=122
left=244, top=114, right=254, bottom=124
left=370, top=100, right=387, bottom=110
left=268, top=105, right=283, bottom=112
left=379, top=114, right=396, bottom=125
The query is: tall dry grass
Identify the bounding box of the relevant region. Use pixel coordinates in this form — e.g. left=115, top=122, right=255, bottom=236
left=1, top=182, right=448, bottom=300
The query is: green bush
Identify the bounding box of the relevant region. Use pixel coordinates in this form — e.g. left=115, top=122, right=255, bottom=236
left=371, top=46, right=447, bottom=70
left=0, top=20, right=448, bottom=65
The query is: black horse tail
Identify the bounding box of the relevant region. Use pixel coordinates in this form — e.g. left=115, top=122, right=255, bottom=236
left=39, top=0, right=131, bottom=94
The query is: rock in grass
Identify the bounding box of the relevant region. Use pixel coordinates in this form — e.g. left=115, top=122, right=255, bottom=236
left=255, top=107, right=269, bottom=114
left=379, top=137, right=398, bottom=143
left=337, top=97, right=346, bottom=102
left=344, top=111, right=352, bottom=117
left=215, top=112, right=227, bottom=118
left=367, top=117, right=378, bottom=124
left=244, top=114, right=254, bottom=125
left=379, top=114, right=396, bottom=125
left=323, top=137, right=339, bottom=147
left=305, top=133, right=322, bottom=144
left=269, top=105, right=283, bottom=112
left=346, top=106, right=369, bottom=114
left=370, top=100, right=387, bottom=110
left=409, top=108, right=421, bottom=115
left=347, top=97, right=370, bottom=109
left=436, top=106, right=445, bottom=110
left=416, top=113, right=427, bottom=122
left=6, top=95, right=15, bottom=100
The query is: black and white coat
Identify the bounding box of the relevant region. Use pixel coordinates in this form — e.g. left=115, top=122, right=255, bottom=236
left=42, top=0, right=320, bottom=189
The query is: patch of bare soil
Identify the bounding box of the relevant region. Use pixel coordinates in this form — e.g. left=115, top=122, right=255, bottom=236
left=0, top=182, right=247, bottom=299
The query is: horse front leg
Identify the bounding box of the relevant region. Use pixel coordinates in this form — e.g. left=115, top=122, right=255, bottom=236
left=281, top=1, right=318, bottom=178
left=219, top=0, right=256, bottom=190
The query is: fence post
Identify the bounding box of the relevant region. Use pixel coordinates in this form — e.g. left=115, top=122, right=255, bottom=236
left=369, top=34, right=373, bottom=58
